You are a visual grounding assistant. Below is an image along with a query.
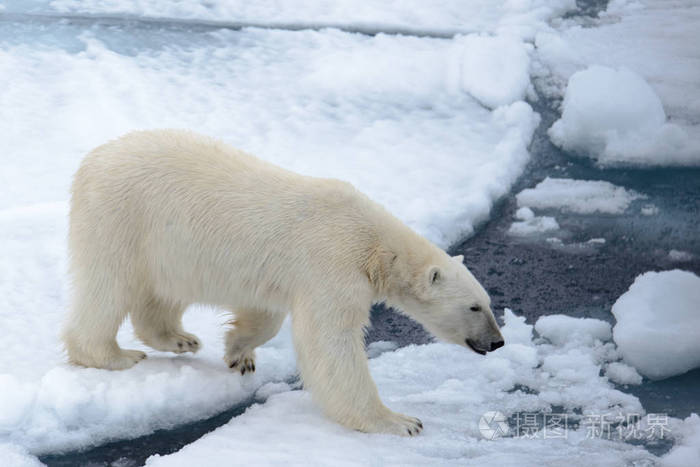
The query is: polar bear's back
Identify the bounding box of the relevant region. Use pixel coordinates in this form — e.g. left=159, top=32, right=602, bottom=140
left=74, top=129, right=293, bottom=199
left=69, top=129, right=386, bottom=307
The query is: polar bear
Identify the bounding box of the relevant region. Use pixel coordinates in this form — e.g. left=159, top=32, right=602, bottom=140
left=62, top=129, right=504, bottom=436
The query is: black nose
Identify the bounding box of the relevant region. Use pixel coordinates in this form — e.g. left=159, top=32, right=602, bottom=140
left=490, top=340, right=505, bottom=351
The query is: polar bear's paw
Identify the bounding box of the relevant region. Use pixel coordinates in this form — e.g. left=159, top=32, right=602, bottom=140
left=224, top=349, right=256, bottom=375
left=105, top=348, right=147, bottom=370
left=66, top=343, right=147, bottom=371
left=363, top=410, right=423, bottom=436
left=149, top=331, right=201, bottom=354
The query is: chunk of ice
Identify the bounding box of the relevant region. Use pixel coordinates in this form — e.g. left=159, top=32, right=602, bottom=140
left=516, top=177, right=642, bottom=214
left=612, top=270, right=700, bottom=380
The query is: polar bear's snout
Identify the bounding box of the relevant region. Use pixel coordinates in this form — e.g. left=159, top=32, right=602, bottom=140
left=466, top=339, right=487, bottom=355
left=462, top=301, right=505, bottom=355
left=465, top=321, right=505, bottom=355
left=468, top=337, right=505, bottom=354
left=490, top=339, right=505, bottom=351
left=484, top=316, right=506, bottom=352
left=465, top=336, right=505, bottom=355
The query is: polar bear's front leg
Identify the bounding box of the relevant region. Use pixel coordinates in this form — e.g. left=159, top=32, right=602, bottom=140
left=224, top=309, right=287, bottom=374
left=291, top=303, right=423, bottom=436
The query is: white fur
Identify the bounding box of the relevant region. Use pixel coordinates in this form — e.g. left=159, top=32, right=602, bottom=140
left=63, top=129, right=503, bottom=435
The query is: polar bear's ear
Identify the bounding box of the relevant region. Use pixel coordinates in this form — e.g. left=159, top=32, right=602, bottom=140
left=428, top=266, right=442, bottom=286
left=452, top=255, right=464, bottom=263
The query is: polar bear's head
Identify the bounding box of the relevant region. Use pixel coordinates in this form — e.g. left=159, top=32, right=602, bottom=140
left=381, top=249, right=504, bottom=355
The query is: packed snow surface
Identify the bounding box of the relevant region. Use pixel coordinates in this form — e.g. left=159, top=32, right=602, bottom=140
left=0, top=202, right=297, bottom=453
left=47, top=0, right=577, bottom=38
left=612, top=270, right=700, bottom=380
left=516, top=177, right=642, bottom=214
left=459, top=34, right=532, bottom=109
left=0, top=443, right=44, bottom=467
left=0, top=27, right=542, bottom=249
left=605, top=362, right=643, bottom=386
left=534, top=314, right=612, bottom=347
left=548, top=66, right=696, bottom=165
left=661, top=414, right=700, bottom=467
left=146, top=310, right=656, bottom=466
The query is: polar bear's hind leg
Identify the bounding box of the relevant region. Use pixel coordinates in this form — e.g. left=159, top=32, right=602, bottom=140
left=131, top=297, right=200, bottom=354
left=62, top=280, right=147, bottom=370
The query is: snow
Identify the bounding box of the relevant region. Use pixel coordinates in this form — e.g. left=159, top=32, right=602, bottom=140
left=548, top=66, right=696, bottom=165
left=254, top=382, right=295, bottom=402
left=516, top=177, right=643, bottom=214
left=0, top=201, right=298, bottom=452
left=0, top=201, right=298, bottom=455
left=146, top=310, right=655, bottom=466
left=668, top=250, right=693, bottom=262
left=366, top=340, right=399, bottom=359
left=515, top=207, right=536, bottom=222
left=641, top=204, right=659, bottom=216
left=47, top=0, right=577, bottom=38
left=536, top=0, right=700, bottom=166
left=507, top=206, right=559, bottom=236
left=662, top=414, right=700, bottom=467
left=0, top=28, right=540, bottom=248
left=459, top=34, right=532, bottom=109
left=535, top=314, right=612, bottom=347
left=0, top=443, right=43, bottom=467
left=611, top=270, right=700, bottom=380
left=605, top=362, right=643, bottom=386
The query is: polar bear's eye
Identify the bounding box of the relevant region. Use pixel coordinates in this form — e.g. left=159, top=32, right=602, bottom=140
left=470, top=305, right=482, bottom=312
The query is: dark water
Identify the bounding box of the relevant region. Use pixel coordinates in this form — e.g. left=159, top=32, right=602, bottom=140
left=39, top=398, right=256, bottom=467
left=38, top=1, right=700, bottom=466
left=455, top=94, right=700, bottom=325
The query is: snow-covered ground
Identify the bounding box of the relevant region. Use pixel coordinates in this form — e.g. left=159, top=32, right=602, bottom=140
left=145, top=310, right=694, bottom=465
left=1, top=27, right=540, bottom=247
left=535, top=0, right=700, bottom=165
left=46, top=0, right=576, bottom=38
left=1, top=0, right=699, bottom=465
left=0, top=199, right=298, bottom=455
